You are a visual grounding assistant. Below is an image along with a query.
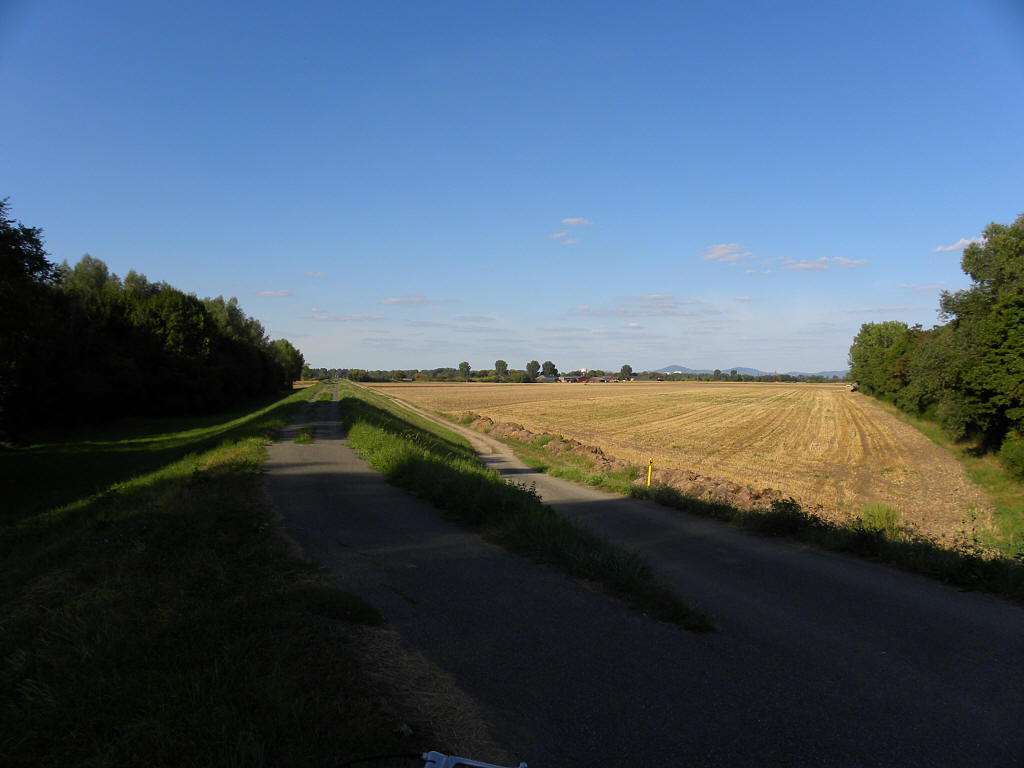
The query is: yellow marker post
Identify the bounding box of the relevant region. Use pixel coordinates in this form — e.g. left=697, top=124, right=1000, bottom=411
left=647, top=457, right=654, bottom=487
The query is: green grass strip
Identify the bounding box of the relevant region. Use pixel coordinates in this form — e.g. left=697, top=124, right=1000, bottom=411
left=0, top=388, right=434, bottom=767
left=338, top=382, right=713, bottom=633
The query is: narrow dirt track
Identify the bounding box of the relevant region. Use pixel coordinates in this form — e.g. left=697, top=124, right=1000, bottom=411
left=266, top=388, right=1024, bottom=767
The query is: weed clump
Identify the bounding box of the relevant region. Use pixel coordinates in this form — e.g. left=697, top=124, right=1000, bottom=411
left=999, top=431, right=1024, bottom=479
left=858, top=503, right=901, bottom=537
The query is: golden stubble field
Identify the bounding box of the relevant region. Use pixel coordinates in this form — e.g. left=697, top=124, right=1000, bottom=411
left=368, top=381, right=993, bottom=542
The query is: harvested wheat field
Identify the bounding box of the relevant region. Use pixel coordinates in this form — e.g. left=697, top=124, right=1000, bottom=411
left=368, top=381, right=993, bottom=543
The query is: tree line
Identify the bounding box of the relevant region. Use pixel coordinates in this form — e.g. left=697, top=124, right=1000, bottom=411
left=1, top=201, right=304, bottom=440
left=848, top=212, right=1024, bottom=477
left=308, top=361, right=840, bottom=384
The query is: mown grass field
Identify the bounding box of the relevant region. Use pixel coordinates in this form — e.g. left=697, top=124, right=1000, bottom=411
left=369, top=381, right=997, bottom=545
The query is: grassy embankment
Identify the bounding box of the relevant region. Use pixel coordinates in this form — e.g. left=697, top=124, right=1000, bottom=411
left=482, top=419, right=1024, bottom=604
left=337, top=381, right=713, bottom=632
left=0, top=385, right=434, bottom=767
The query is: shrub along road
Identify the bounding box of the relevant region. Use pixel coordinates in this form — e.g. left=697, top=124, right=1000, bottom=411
left=267, top=387, right=1024, bottom=767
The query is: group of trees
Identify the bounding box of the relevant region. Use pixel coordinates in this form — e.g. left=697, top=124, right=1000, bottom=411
left=318, top=361, right=567, bottom=383
left=848, top=212, right=1024, bottom=477
left=1, top=201, right=304, bottom=439
left=308, top=363, right=844, bottom=385
left=487, top=360, right=560, bottom=382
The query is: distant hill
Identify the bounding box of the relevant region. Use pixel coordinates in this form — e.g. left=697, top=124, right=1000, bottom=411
left=655, top=364, right=847, bottom=378
left=655, top=365, right=711, bottom=374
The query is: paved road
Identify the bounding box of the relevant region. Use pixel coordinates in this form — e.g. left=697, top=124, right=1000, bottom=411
left=266, top=390, right=1024, bottom=767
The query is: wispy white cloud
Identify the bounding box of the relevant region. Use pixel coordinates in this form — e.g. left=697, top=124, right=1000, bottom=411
left=562, top=217, right=592, bottom=226
left=306, top=271, right=325, bottom=276
left=454, top=314, right=496, bottom=323
left=701, top=243, right=755, bottom=262
left=934, top=237, right=983, bottom=252
left=549, top=231, right=569, bottom=239
left=849, top=306, right=912, bottom=313
left=562, top=238, right=580, bottom=245
left=406, top=320, right=449, bottom=328
left=784, top=261, right=830, bottom=271
left=901, top=283, right=945, bottom=293
left=311, top=313, right=384, bottom=322
left=782, top=256, right=868, bottom=271
left=734, top=296, right=753, bottom=302
left=254, top=289, right=293, bottom=297
left=625, top=322, right=643, bottom=328
left=379, top=293, right=455, bottom=307
left=537, top=325, right=590, bottom=333
left=573, top=294, right=712, bottom=318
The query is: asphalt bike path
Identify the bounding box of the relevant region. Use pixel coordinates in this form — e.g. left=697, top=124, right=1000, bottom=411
left=265, top=387, right=1024, bottom=767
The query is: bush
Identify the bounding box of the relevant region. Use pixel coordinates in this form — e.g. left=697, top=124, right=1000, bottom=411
left=859, top=503, right=901, bottom=537
left=999, top=431, right=1024, bottom=479
left=747, top=497, right=808, bottom=536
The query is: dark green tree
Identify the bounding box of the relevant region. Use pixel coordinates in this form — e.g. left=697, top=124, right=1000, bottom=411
left=458, top=361, right=471, bottom=380
left=526, top=360, right=541, bottom=379
left=938, top=214, right=1024, bottom=446
left=619, top=364, right=633, bottom=379
left=847, top=320, right=913, bottom=396
left=0, top=200, right=58, bottom=438
left=494, top=359, right=508, bottom=378
left=270, top=338, right=305, bottom=387
left=542, top=360, right=558, bottom=377
left=845, top=211, right=1024, bottom=473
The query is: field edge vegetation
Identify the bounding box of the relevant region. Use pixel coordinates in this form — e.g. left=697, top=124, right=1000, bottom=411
left=455, top=412, right=1024, bottom=605
left=863, top=397, right=1024, bottom=557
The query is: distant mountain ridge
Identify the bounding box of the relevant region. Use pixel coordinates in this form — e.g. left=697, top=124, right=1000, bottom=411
left=654, top=364, right=847, bottom=378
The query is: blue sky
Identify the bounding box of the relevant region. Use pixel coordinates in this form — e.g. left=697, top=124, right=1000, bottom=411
left=4, top=0, right=1023, bottom=372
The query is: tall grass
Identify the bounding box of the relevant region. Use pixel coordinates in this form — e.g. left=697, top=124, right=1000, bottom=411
left=0, top=388, right=439, bottom=767
left=338, top=383, right=713, bottom=632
